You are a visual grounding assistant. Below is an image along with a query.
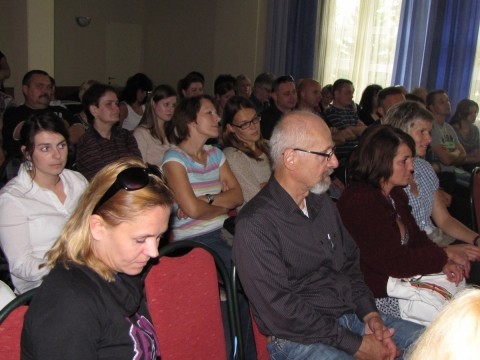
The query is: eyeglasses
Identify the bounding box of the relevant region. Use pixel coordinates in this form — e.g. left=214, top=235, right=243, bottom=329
left=230, top=115, right=261, bottom=130
left=293, top=147, right=336, bottom=161
left=93, top=165, right=163, bottom=213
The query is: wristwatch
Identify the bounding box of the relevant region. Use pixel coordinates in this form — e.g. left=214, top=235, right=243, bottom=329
left=206, top=193, right=215, bottom=205
left=474, top=235, right=480, bottom=246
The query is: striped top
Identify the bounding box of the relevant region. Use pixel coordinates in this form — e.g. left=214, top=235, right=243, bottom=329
left=162, top=145, right=227, bottom=240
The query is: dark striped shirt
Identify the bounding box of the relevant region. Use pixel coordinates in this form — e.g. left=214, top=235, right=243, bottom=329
left=233, top=175, right=376, bottom=355
left=324, top=105, right=360, bottom=160
left=76, top=125, right=141, bottom=180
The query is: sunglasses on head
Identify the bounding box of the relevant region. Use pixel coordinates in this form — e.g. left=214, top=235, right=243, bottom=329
left=92, top=165, right=164, bottom=214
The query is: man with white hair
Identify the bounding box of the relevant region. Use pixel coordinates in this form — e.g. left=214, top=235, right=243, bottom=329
left=233, top=111, right=422, bottom=359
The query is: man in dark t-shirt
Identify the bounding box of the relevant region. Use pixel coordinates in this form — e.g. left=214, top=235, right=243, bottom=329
left=2, top=70, right=73, bottom=157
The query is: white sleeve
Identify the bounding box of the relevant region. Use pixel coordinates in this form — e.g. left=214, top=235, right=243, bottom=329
left=0, top=194, right=49, bottom=283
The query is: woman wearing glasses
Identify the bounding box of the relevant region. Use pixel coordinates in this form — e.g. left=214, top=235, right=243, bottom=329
left=22, top=158, right=172, bottom=360
left=337, top=125, right=467, bottom=318
left=222, top=96, right=271, bottom=209
left=0, top=114, right=87, bottom=294
left=162, top=95, right=243, bottom=268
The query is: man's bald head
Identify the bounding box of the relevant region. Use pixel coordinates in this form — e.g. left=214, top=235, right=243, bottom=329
left=297, top=79, right=322, bottom=111
left=270, top=111, right=330, bottom=169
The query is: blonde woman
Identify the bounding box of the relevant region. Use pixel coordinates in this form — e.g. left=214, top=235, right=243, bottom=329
left=406, top=288, right=480, bottom=360
left=22, top=157, right=173, bottom=360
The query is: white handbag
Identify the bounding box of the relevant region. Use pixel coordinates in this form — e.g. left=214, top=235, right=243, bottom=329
left=386, top=273, right=465, bottom=326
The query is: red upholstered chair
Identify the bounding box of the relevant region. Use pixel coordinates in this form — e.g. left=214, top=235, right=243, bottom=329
left=0, top=289, right=36, bottom=360
left=144, top=240, right=237, bottom=360
left=250, top=311, right=269, bottom=360
left=232, top=266, right=269, bottom=360
left=470, top=167, right=480, bottom=232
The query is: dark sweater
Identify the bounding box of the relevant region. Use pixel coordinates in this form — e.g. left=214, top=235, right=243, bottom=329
left=337, top=182, right=447, bottom=297
left=75, top=125, right=141, bottom=180
left=21, top=263, right=159, bottom=360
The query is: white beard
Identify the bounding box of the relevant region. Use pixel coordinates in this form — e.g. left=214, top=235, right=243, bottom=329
left=310, top=170, right=333, bottom=195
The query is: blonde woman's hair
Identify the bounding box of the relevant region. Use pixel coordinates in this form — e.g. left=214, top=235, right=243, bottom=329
left=46, top=157, right=173, bottom=281
left=406, top=288, right=480, bottom=360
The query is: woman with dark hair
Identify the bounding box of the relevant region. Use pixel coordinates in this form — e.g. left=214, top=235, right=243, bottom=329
left=214, top=80, right=235, bottom=118
left=451, top=98, right=480, bottom=170
left=222, top=96, right=271, bottom=208
left=0, top=113, right=87, bottom=293
left=177, top=72, right=205, bottom=99
left=22, top=157, right=172, bottom=359
left=337, top=125, right=466, bottom=317
left=119, top=73, right=154, bottom=131
left=162, top=96, right=255, bottom=358
left=162, top=95, right=243, bottom=261
left=133, top=85, right=177, bottom=166
left=358, top=84, right=382, bottom=126
left=76, top=83, right=141, bottom=180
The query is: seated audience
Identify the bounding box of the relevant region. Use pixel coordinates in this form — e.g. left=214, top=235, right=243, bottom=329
left=2, top=70, right=74, bottom=158
left=233, top=111, right=423, bottom=359
left=260, top=75, right=297, bottom=140
left=384, top=102, right=480, bottom=246
left=162, top=95, right=243, bottom=267
left=451, top=98, right=480, bottom=171
left=296, top=78, right=322, bottom=113
left=250, top=72, right=274, bottom=114
left=76, top=83, right=141, bottom=180
left=358, top=84, right=382, bottom=126
left=426, top=90, right=467, bottom=193
left=337, top=125, right=467, bottom=318
left=0, top=50, right=11, bottom=91
left=133, top=85, right=176, bottom=167
left=377, top=86, right=406, bottom=119
left=235, top=74, right=252, bottom=98
left=406, top=288, right=480, bottom=360
left=324, top=79, right=366, bottom=161
left=21, top=157, right=172, bottom=359
left=213, top=75, right=236, bottom=118
left=222, top=96, right=271, bottom=208
left=177, top=71, right=205, bottom=99
left=162, top=95, right=254, bottom=358
left=119, top=73, right=153, bottom=131
left=323, top=79, right=366, bottom=184
left=410, top=87, right=428, bottom=104
left=72, top=80, right=99, bottom=128
left=0, top=114, right=87, bottom=294
left=319, top=84, right=333, bottom=114
left=384, top=101, right=480, bottom=283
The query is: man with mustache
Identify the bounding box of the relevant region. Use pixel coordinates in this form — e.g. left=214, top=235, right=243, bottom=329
left=2, top=70, right=73, bottom=159
left=233, top=111, right=422, bottom=360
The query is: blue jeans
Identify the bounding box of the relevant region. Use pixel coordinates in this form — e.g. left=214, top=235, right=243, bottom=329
left=267, top=313, right=423, bottom=360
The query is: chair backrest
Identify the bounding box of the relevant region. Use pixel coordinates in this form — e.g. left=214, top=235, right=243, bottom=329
left=250, top=312, right=269, bottom=360
left=232, top=266, right=268, bottom=360
left=144, top=240, right=235, bottom=360
left=470, top=167, right=480, bottom=232
left=0, top=289, right=36, bottom=359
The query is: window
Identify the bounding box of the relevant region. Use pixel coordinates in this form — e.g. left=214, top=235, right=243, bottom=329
left=315, top=0, right=402, bottom=102
left=469, top=36, right=480, bottom=124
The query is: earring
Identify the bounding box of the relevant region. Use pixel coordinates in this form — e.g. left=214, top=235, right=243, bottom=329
left=25, top=160, right=33, bottom=171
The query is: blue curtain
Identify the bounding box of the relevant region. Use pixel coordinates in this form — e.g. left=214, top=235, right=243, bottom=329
left=266, top=0, right=318, bottom=79
left=393, top=0, right=480, bottom=109
left=392, top=0, right=436, bottom=90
